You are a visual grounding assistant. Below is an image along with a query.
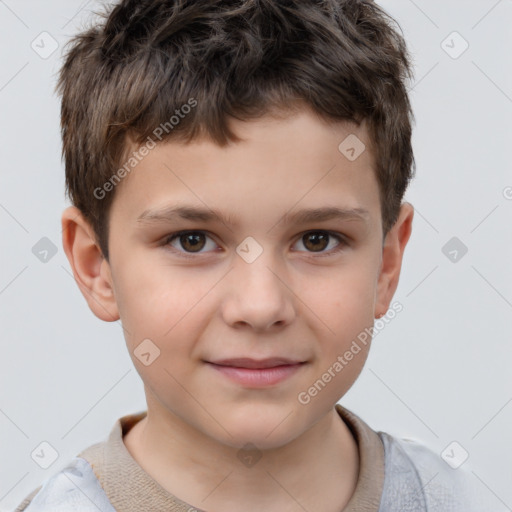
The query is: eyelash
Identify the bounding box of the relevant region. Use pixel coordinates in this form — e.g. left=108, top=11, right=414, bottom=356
left=162, top=230, right=349, bottom=259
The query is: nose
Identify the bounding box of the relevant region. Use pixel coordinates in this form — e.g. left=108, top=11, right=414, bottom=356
left=220, top=250, right=296, bottom=332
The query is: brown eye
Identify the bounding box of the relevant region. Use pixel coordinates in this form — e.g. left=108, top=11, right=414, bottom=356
left=303, top=232, right=329, bottom=252
left=293, top=231, right=346, bottom=255
left=179, top=233, right=206, bottom=252
left=165, top=231, right=217, bottom=254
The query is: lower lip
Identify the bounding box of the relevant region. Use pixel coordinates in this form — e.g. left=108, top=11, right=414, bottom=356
left=208, top=363, right=305, bottom=387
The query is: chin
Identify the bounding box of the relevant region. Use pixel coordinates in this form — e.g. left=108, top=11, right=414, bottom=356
left=210, top=407, right=306, bottom=451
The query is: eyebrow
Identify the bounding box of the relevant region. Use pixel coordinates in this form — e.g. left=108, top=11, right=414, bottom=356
left=136, top=204, right=370, bottom=228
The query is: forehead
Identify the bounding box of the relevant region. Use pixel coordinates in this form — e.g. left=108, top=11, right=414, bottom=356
left=110, top=109, right=380, bottom=230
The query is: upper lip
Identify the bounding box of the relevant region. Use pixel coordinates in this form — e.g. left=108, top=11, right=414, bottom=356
left=208, top=358, right=305, bottom=369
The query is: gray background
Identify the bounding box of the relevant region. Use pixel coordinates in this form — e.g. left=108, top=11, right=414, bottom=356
left=1, top=0, right=511, bottom=510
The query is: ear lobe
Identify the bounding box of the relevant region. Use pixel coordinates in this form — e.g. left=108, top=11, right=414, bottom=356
left=61, top=206, right=120, bottom=322
left=374, top=202, right=414, bottom=318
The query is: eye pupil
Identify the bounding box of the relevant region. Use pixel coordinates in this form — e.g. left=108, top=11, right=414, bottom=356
left=304, top=232, right=328, bottom=252
left=181, top=233, right=205, bottom=252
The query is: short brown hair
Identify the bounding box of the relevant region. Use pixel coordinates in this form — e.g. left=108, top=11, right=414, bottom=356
left=57, top=0, right=415, bottom=261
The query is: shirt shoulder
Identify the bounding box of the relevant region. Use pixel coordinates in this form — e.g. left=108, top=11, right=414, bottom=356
left=377, top=431, right=501, bottom=512
left=13, top=456, right=115, bottom=512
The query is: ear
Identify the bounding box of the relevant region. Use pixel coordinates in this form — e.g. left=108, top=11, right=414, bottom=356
left=374, top=202, right=414, bottom=318
left=61, top=206, right=120, bottom=322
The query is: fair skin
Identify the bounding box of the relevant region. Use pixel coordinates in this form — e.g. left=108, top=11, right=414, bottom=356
left=62, top=107, right=413, bottom=512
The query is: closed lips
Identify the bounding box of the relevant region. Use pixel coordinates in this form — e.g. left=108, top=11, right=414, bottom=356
left=208, top=358, right=305, bottom=369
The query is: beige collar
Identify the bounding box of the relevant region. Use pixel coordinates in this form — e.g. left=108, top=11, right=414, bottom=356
left=79, top=404, right=385, bottom=511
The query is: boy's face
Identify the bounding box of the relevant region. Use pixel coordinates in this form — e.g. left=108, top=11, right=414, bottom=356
left=63, top=107, right=413, bottom=449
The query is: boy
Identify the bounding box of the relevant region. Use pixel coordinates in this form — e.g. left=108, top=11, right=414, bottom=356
left=14, top=0, right=493, bottom=510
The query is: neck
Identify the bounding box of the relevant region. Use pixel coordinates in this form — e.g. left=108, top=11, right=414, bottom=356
left=123, top=403, right=359, bottom=512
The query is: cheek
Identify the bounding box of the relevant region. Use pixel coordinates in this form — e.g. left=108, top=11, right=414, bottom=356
left=300, top=264, right=377, bottom=384
left=113, top=261, right=196, bottom=344
left=116, top=266, right=209, bottom=398
left=305, top=265, right=377, bottom=330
